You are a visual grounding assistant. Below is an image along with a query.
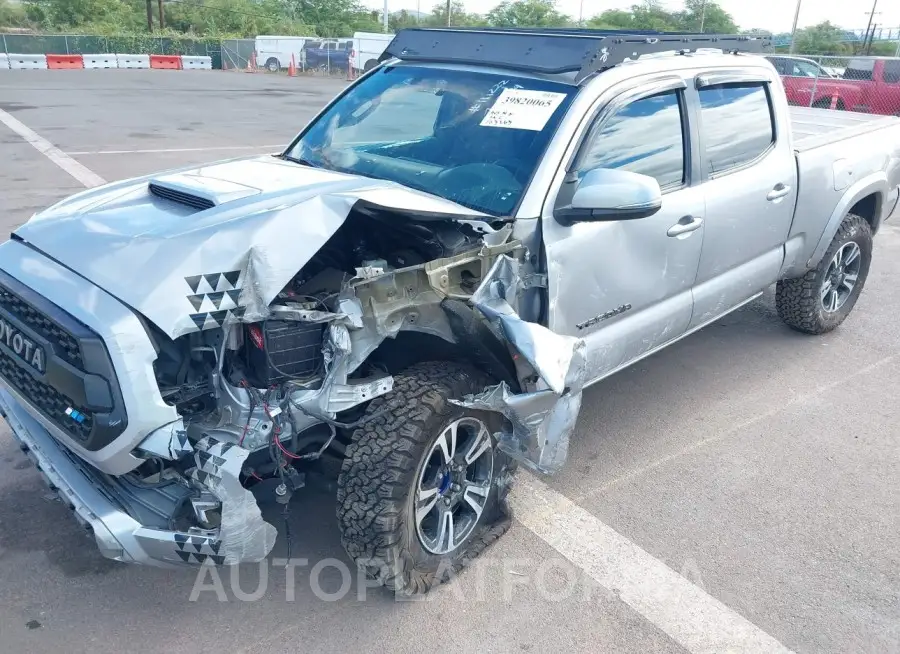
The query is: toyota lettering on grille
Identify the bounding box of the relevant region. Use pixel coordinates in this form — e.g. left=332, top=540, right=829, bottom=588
left=0, top=317, right=45, bottom=373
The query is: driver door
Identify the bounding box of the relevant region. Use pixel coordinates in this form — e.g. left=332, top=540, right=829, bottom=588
left=542, top=81, right=705, bottom=383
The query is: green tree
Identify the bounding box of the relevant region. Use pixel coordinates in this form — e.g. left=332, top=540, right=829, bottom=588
left=677, top=0, right=736, bottom=33
left=428, top=1, right=485, bottom=28
left=791, top=21, right=851, bottom=56
left=23, top=0, right=140, bottom=28
left=0, top=0, right=30, bottom=27
left=486, top=0, right=571, bottom=28
left=587, top=0, right=737, bottom=33
left=589, top=1, right=677, bottom=31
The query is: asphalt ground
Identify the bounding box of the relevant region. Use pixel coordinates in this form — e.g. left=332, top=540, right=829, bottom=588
left=0, top=70, right=898, bottom=654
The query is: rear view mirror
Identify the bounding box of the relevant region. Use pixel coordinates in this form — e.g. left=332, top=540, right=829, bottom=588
left=555, top=168, right=662, bottom=226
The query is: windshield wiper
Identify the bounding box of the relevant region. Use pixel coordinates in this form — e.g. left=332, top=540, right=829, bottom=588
left=282, top=153, right=319, bottom=168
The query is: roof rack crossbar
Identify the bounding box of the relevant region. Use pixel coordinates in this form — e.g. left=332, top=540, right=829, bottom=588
left=379, top=28, right=772, bottom=84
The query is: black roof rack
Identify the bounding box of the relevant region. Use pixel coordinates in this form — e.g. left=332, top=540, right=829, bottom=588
left=380, top=28, right=772, bottom=84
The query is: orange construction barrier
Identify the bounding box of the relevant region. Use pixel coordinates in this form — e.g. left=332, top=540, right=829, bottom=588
left=47, top=54, right=84, bottom=70
left=150, top=55, right=182, bottom=70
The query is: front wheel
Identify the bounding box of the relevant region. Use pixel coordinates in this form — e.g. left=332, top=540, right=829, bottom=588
left=776, top=213, right=872, bottom=334
left=336, top=362, right=514, bottom=595
left=264, top=57, right=279, bottom=72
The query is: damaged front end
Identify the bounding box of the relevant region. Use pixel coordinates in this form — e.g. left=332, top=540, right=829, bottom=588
left=128, top=206, right=584, bottom=565
left=3, top=186, right=584, bottom=568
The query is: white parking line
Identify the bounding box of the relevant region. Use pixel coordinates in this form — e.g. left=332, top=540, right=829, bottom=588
left=67, top=145, right=283, bottom=155
left=0, top=107, right=106, bottom=188
left=511, top=474, right=794, bottom=654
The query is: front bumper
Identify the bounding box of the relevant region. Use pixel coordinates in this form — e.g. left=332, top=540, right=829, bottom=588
left=0, top=387, right=275, bottom=566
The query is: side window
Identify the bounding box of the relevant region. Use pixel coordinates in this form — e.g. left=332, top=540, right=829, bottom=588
left=884, top=60, right=900, bottom=84
left=843, top=59, right=875, bottom=81
left=793, top=61, right=823, bottom=78
left=698, top=83, right=774, bottom=175
left=576, top=91, right=685, bottom=190
left=767, top=58, right=787, bottom=75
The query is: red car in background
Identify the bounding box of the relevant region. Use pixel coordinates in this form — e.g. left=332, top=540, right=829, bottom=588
left=768, top=55, right=900, bottom=116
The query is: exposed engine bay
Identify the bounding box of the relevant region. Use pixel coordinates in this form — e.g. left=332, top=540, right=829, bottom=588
left=125, top=206, right=555, bottom=550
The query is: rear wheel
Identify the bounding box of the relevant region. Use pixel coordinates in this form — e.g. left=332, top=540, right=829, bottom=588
left=363, top=59, right=378, bottom=72
left=776, top=213, right=872, bottom=334
left=264, top=57, right=279, bottom=72
left=336, top=362, right=514, bottom=595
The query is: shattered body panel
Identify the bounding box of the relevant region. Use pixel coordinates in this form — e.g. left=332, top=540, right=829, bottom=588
left=454, top=257, right=586, bottom=474
left=15, top=156, right=493, bottom=340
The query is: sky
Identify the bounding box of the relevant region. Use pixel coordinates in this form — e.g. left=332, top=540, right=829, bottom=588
left=363, top=0, right=900, bottom=34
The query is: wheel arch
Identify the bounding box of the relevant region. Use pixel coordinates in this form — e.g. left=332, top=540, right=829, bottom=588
left=365, top=299, right=521, bottom=393
left=807, top=173, right=886, bottom=269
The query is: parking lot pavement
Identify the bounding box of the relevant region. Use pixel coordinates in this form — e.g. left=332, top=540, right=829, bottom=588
left=0, top=70, right=898, bottom=654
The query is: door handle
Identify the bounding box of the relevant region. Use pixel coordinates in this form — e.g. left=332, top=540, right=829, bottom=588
left=667, top=215, right=704, bottom=237
left=767, top=183, right=791, bottom=201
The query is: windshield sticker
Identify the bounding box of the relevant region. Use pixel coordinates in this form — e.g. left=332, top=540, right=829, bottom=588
left=480, top=89, right=567, bottom=131
left=469, top=80, right=523, bottom=114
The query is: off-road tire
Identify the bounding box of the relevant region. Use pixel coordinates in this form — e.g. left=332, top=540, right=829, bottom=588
left=336, top=361, right=515, bottom=595
left=776, top=213, right=872, bottom=334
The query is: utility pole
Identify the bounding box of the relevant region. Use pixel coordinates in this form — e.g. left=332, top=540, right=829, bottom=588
left=579, top=0, right=584, bottom=27
left=158, top=0, right=165, bottom=30
left=788, top=0, right=802, bottom=53
left=699, top=0, right=707, bottom=33
left=146, top=0, right=154, bottom=32
left=446, top=0, right=451, bottom=26
left=383, top=0, right=389, bottom=32
left=862, top=0, right=878, bottom=55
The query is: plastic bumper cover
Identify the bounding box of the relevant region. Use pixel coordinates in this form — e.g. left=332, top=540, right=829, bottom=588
left=0, top=387, right=273, bottom=567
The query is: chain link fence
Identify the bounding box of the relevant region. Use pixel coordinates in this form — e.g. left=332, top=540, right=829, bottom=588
left=223, top=37, right=353, bottom=78
left=767, top=54, right=900, bottom=116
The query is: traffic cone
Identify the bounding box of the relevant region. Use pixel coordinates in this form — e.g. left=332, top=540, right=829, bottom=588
left=247, top=51, right=256, bottom=73
left=288, top=53, right=296, bottom=77
left=829, top=92, right=839, bottom=110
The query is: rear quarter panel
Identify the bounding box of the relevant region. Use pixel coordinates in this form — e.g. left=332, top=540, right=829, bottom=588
left=781, top=120, right=900, bottom=278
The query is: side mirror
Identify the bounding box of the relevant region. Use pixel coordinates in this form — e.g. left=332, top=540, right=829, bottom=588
left=555, top=168, right=662, bottom=226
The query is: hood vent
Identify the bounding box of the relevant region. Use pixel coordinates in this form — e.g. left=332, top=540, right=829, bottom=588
left=149, top=183, right=216, bottom=211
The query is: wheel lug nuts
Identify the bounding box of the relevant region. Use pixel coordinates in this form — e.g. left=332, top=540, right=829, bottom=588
left=443, top=498, right=451, bottom=506
left=451, top=483, right=460, bottom=492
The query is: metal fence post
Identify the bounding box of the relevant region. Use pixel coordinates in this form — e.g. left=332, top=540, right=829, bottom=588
left=2, top=34, right=7, bottom=56
left=809, top=59, right=821, bottom=108
left=65, top=35, right=69, bottom=54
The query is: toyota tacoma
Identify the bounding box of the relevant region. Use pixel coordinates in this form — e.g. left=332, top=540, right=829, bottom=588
left=1, top=29, right=899, bottom=594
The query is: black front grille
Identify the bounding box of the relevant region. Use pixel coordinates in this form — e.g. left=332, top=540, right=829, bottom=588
left=0, top=288, right=82, bottom=367
left=0, top=270, right=127, bottom=451
left=0, top=347, right=93, bottom=442
left=149, top=183, right=215, bottom=211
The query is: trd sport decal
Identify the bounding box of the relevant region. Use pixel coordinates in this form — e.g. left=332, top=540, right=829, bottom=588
left=184, top=270, right=243, bottom=331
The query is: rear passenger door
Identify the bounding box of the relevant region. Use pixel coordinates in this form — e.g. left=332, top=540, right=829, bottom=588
left=689, top=77, right=798, bottom=328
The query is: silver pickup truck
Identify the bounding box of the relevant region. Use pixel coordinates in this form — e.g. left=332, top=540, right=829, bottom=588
left=1, top=29, right=898, bottom=594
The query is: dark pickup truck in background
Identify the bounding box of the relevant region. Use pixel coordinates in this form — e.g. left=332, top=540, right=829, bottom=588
left=302, top=39, right=352, bottom=71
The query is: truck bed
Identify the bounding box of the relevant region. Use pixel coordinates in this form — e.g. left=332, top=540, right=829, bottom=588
left=790, top=106, right=899, bottom=153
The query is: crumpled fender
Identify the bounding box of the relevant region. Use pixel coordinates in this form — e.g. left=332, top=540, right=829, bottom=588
left=453, top=256, right=586, bottom=474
